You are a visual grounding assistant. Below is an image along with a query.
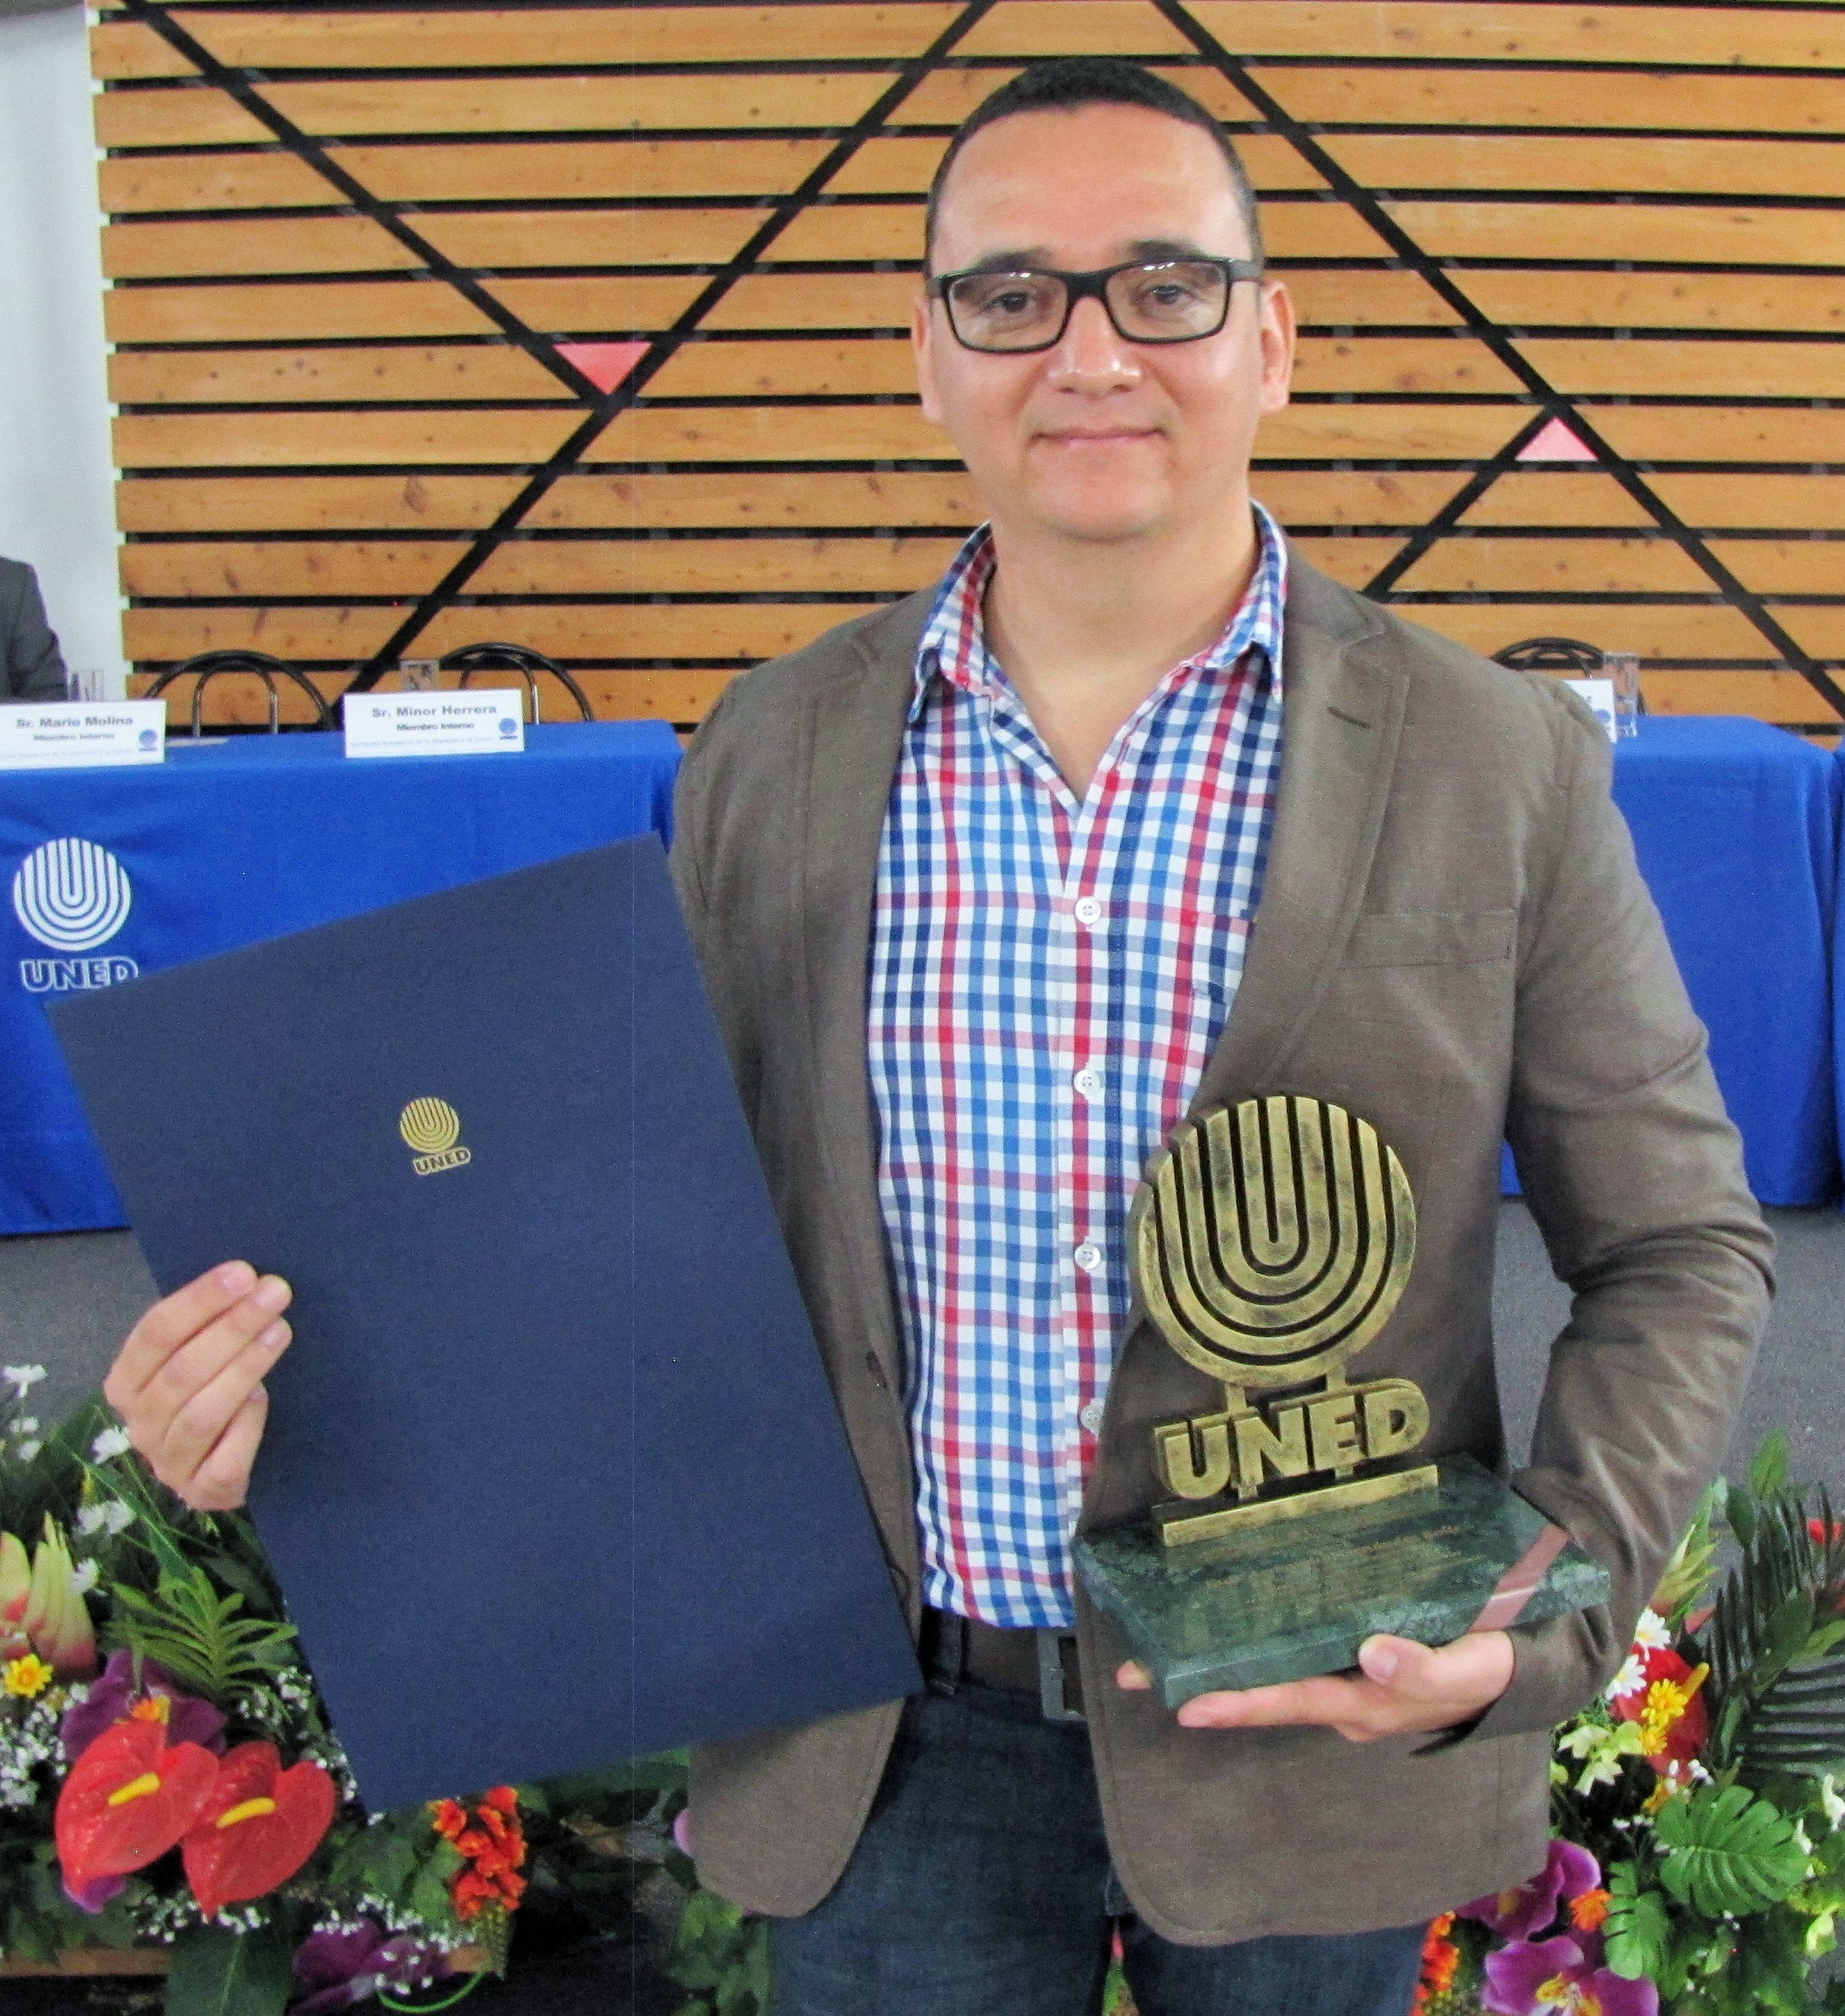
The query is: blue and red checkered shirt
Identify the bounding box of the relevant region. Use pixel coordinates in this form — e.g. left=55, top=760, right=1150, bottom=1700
left=868, top=506, right=1289, bottom=1628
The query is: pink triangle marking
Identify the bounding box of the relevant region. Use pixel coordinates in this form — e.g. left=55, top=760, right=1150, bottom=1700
left=1516, top=416, right=1597, bottom=464
left=556, top=340, right=650, bottom=395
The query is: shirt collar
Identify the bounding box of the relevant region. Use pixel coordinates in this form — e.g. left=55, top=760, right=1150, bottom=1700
left=910, top=502, right=1289, bottom=723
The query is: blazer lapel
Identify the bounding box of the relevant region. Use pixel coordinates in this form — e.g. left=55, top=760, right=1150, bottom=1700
left=1188, top=557, right=1410, bottom=1114
left=796, top=597, right=929, bottom=1388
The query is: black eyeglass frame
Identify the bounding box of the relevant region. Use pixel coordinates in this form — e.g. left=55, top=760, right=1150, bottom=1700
left=926, top=256, right=1267, bottom=353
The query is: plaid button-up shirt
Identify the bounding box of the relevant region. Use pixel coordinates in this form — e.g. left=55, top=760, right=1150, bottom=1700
left=867, top=505, right=1289, bottom=1628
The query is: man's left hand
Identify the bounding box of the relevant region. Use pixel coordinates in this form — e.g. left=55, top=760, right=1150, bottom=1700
left=1116, top=1629, right=1514, bottom=1742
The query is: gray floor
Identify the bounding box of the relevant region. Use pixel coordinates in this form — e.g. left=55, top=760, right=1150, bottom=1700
left=5, top=1198, right=1840, bottom=1499
left=1492, top=1201, right=1845, bottom=1504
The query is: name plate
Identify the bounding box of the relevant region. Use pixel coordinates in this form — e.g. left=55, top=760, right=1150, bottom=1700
left=0, top=701, right=166, bottom=769
left=1562, top=678, right=1618, bottom=743
left=343, top=692, right=525, bottom=759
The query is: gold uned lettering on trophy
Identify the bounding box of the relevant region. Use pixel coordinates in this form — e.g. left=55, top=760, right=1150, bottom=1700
left=1131, top=1096, right=1438, bottom=1546
left=1154, top=1378, right=1430, bottom=1502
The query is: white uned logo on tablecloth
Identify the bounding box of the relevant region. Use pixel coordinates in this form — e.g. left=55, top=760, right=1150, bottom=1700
left=11, top=837, right=140, bottom=993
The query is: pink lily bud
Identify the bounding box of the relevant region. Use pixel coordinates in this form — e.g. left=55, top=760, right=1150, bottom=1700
left=24, top=1518, right=97, bottom=1681
left=0, top=1533, right=30, bottom=1659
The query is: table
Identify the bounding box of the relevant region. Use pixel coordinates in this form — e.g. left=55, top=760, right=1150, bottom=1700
left=1508, top=717, right=1840, bottom=1207
left=1, top=723, right=680, bottom=1233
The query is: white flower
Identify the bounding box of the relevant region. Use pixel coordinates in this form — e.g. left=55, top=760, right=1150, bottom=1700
left=12, top=1419, right=36, bottom=1438
left=1794, top=1818, right=1815, bottom=1857
left=15, top=1442, right=40, bottom=1464
left=75, top=1502, right=133, bottom=1539
left=70, top=1559, right=98, bottom=1597
left=1632, top=1609, right=1673, bottom=1651
left=1, top=1366, right=45, bottom=1398
left=90, top=1427, right=131, bottom=1464
left=1821, top=1774, right=1845, bottom=1831
left=100, top=1502, right=133, bottom=1537
left=1606, top=1652, right=1647, bottom=1701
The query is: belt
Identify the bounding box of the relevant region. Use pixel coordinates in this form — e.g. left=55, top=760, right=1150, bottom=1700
left=920, top=1606, right=1086, bottom=1723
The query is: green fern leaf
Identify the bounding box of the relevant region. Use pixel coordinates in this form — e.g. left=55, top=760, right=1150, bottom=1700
left=1707, top=1484, right=1845, bottom=1779
left=106, top=1566, right=297, bottom=1699
left=1654, top=1783, right=1809, bottom=1917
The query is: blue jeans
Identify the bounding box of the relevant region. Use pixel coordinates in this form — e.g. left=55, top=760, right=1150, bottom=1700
left=770, top=1682, right=1426, bottom=2016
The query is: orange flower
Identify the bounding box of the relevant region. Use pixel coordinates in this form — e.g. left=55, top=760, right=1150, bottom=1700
left=438, top=1789, right=527, bottom=1923
left=1413, top=1913, right=1459, bottom=2011
left=1570, top=1888, right=1612, bottom=1933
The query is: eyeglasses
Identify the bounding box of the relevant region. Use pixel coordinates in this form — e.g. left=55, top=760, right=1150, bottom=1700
left=927, top=257, right=1264, bottom=353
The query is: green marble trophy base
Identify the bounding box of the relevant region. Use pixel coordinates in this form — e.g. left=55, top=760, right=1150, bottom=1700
left=1073, top=1454, right=1609, bottom=1708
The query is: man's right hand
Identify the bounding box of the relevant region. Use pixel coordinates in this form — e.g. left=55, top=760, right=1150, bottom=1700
left=103, top=1262, right=293, bottom=1511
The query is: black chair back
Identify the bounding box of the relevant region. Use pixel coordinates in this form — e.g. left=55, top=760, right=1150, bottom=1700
left=147, top=650, right=333, bottom=735
left=437, top=644, right=595, bottom=723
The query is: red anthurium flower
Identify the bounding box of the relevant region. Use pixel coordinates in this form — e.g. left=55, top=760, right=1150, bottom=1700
left=182, top=1742, right=337, bottom=1919
left=55, top=1717, right=218, bottom=1896
left=1611, top=1646, right=1710, bottom=1777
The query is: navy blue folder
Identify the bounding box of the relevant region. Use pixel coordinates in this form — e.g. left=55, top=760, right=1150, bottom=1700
left=50, top=837, right=918, bottom=1814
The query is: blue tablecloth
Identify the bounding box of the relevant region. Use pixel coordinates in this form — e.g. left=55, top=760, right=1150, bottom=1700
left=1508, top=717, right=1839, bottom=1207
left=1, top=723, right=681, bottom=1233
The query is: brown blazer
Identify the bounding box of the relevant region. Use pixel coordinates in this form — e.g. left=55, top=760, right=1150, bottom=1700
left=668, top=552, right=1773, bottom=1945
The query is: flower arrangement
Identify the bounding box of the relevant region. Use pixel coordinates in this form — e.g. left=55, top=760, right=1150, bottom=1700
left=1419, top=1435, right=1845, bottom=2016
left=0, top=1367, right=521, bottom=2014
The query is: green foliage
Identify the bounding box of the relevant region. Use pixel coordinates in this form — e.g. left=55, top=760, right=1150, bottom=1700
left=106, top=1564, right=299, bottom=1701
left=1754, top=1433, right=1793, bottom=1501
left=321, top=1815, right=467, bottom=1936
left=166, top=1915, right=299, bottom=2016
left=1655, top=1783, right=1810, bottom=1918
left=669, top=1887, right=771, bottom=2016
left=1604, top=1860, right=1676, bottom=1983
left=1707, top=1479, right=1845, bottom=1780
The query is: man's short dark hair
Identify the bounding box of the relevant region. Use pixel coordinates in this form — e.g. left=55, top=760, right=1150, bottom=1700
left=923, top=56, right=1264, bottom=274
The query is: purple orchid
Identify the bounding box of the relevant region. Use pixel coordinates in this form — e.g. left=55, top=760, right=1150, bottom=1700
left=1483, top=1934, right=1658, bottom=2016
left=293, top=1920, right=460, bottom=2014
left=59, top=1648, right=226, bottom=1765
left=1461, top=1839, right=1603, bottom=1941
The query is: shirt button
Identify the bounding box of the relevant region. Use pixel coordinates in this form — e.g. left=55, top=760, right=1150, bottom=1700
left=1074, top=1242, right=1102, bottom=1274
left=1080, top=1397, right=1106, bottom=1435
left=1073, top=897, right=1103, bottom=928
left=1073, top=1067, right=1103, bottom=1100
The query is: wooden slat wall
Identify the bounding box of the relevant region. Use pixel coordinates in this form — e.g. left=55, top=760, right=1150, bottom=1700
left=93, top=1, right=1845, bottom=730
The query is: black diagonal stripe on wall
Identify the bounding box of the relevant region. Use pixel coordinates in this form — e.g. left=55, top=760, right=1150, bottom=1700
left=1156, top=0, right=1845, bottom=720
left=1362, top=410, right=1563, bottom=600
left=342, top=0, right=998, bottom=689
left=116, top=0, right=609, bottom=407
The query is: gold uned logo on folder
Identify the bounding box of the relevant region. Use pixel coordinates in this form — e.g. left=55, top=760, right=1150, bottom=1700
left=399, top=1097, right=471, bottom=1176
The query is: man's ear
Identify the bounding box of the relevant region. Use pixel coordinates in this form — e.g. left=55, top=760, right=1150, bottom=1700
left=913, top=289, right=946, bottom=427
left=1258, top=277, right=1296, bottom=416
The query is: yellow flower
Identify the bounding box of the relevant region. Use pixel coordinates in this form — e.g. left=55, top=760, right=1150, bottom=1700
left=1638, top=1663, right=1709, bottom=1755
left=2, top=1653, right=54, bottom=1698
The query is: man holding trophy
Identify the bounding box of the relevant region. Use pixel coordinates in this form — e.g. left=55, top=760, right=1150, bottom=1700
left=105, top=56, right=1772, bottom=2016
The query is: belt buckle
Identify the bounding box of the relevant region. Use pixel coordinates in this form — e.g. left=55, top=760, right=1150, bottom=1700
left=1036, top=1628, right=1085, bottom=1723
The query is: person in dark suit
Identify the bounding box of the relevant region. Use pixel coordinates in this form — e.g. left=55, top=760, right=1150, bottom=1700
left=1, top=556, right=71, bottom=700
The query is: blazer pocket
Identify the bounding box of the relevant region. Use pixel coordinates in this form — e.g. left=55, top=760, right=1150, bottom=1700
left=1346, top=908, right=1517, bottom=969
